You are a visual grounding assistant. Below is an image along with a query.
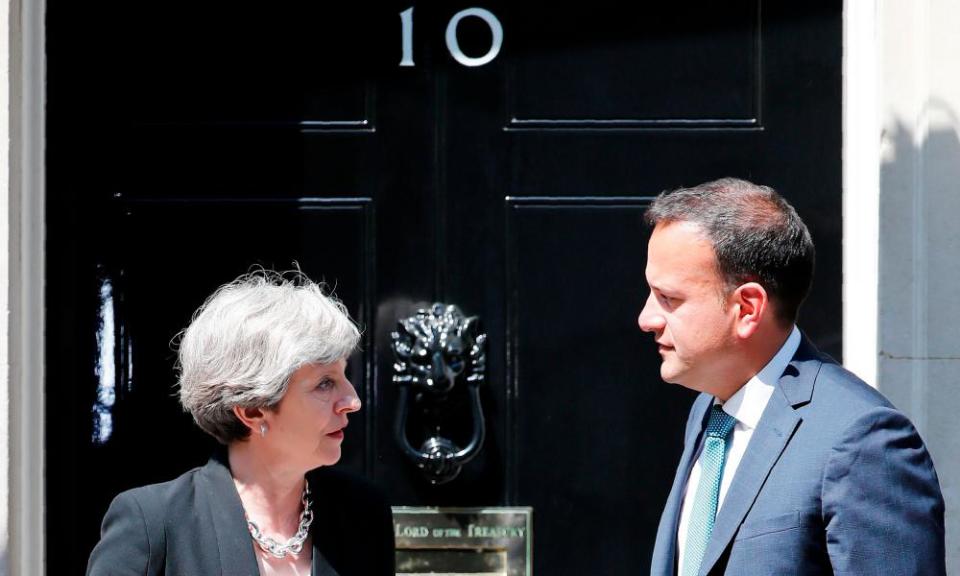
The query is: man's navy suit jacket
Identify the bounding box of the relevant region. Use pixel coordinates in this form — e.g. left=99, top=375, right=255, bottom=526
left=650, top=336, right=945, bottom=575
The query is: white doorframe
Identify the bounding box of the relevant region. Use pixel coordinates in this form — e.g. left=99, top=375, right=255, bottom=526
left=842, top=0, right=880, bottom=387
left=6, top=0, right=46, bottom=573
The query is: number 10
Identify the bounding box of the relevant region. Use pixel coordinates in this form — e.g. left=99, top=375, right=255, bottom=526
left=400, top=7, right=504, bottom=68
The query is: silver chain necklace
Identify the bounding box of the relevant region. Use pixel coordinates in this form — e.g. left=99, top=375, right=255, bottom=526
left=246, top=479, right=313, bottom=559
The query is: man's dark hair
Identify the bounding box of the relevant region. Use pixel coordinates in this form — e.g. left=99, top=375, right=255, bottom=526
left=644, top=177, right=815, bottom=326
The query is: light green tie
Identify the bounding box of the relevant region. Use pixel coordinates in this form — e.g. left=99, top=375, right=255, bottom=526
left=682, top=405, right=737, bottom=576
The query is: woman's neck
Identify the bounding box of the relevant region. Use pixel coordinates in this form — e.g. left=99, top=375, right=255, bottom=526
left=228, top=441, right=306, bottom=535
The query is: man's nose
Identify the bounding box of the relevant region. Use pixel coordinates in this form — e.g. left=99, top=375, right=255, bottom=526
left=638, top=293, right=664, bottom=334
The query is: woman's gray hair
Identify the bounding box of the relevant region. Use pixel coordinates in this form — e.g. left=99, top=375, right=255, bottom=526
left=175, top=269, right=360, bottom=444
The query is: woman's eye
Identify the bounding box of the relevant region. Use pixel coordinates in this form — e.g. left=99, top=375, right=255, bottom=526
left=317, top=378, right=335, bottom=391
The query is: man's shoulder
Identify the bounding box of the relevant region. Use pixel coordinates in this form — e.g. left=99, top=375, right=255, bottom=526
left=810, top=358, right=894, bottom=411
left=786, top=333, right=894, bottom=412
left=797, top=356, right=913, bottom=441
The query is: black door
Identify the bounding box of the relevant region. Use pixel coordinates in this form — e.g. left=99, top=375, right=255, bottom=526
left=47, top=2, right=841, bottom=574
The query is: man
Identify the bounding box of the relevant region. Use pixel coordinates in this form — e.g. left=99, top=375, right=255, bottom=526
left=640, top=178, right=944, bottom=575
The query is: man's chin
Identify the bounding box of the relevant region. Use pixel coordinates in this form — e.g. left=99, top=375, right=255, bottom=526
left=660, top=366, right=701, bottom=392
left=659, top=364, right=682, bottom=384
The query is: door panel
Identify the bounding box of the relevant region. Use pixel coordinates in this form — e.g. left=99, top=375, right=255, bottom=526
left=508, top=2, right=760, bottom=126
left=508, top=201, right=696, bottom=574
left=47, top=1, right=841, bottom=573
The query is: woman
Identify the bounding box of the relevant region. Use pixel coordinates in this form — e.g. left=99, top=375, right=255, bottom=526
left=87, top=270, right=395, bottom=576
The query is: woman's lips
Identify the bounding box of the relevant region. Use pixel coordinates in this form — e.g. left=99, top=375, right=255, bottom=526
left=326, top=429, right=345, bottom=440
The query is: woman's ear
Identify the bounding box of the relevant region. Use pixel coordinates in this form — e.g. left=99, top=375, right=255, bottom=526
left=232, top=405, right=266, bottom=435
left=733, top=282, right=768, bottom=339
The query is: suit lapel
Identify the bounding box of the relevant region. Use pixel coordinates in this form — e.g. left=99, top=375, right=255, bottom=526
left=698, top=391, right=800, bottom=574
left=652, top=395, right=712, bottom=576
left=697, top=335, right=821, bottom=575
left=199, top=452, right=261, bottom=576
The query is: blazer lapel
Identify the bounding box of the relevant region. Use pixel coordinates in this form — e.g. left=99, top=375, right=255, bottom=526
left=697, top=337, right=821, bottom=575
left=199, top=452, right=261, bottom=576
left=309, top=469, right=343, bottom=576
left=698, top=392, right=800, bottom=574
left=652, top=394, right=712, bottom=576
left=311, top=535, right=341, bottom=576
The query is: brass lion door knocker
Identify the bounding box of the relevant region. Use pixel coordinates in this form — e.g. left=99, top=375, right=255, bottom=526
left=391, top=303, right=486, bottom=484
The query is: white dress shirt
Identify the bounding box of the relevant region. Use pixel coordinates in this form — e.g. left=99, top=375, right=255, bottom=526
left=675, top=326, right=801, bottom=575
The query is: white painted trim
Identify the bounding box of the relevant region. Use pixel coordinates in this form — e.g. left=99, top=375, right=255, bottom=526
left=842, top=0, right=880, bottom=386
left=1, top=0, right=12, bottom=573
left=8, top=0, right=46, bottom=573
left=907, top=0, right=932, bottom=436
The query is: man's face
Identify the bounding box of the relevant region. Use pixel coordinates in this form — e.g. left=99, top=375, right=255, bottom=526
left=638, top=221, right=739, bottom=394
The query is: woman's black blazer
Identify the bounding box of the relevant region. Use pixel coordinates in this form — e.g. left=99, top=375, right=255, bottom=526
left=86, top=451, right=395, bottom=575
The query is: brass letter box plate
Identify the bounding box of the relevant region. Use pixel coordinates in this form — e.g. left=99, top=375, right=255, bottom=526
left=393, top=507, right=533, bottom=576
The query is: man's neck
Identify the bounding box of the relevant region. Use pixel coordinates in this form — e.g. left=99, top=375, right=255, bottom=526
left=713, top=325, right=794, bottom=402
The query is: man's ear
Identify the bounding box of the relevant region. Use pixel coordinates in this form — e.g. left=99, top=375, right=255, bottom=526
left=232, top=405, right=266, bottom=433
left=733, top=282, right=769, bottom=339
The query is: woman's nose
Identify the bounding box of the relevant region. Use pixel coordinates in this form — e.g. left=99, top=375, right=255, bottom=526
left=336, top=381, right=362, bottom=414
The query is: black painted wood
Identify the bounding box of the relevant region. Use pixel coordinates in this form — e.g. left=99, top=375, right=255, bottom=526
left=47, top=1, right=842, bottom=573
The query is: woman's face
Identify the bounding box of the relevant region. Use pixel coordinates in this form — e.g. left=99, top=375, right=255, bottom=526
left=262, top=358, right=361, bottom=471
